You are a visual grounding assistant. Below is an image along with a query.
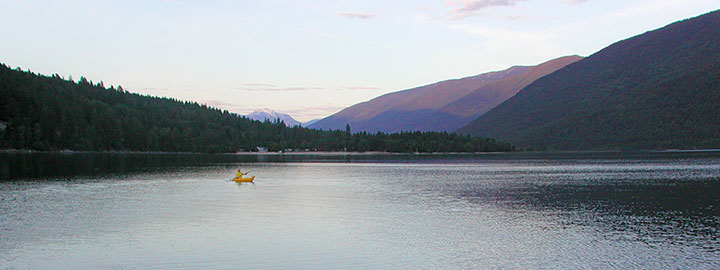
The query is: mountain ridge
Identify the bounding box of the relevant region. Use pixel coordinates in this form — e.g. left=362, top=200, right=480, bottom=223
left=441, top=55, right=583, bottom=118
left=309, top=56, right=580, bottom=133
left=310, top=65, right=532, bottom=131
left=457, top=10, right=720, bottom=150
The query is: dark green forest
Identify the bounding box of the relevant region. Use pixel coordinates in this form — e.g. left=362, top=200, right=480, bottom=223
left=0, top=64, right=514, bottom=153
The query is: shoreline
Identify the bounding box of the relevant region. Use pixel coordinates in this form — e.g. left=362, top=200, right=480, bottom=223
left=0, top=149, right=492, bottom=155
left=2, top=148, right=719, bottom=155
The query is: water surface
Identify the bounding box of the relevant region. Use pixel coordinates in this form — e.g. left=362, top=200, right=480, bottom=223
left=1, top=152, right=719, bottom=269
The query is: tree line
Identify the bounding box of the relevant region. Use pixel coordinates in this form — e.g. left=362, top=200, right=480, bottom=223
left=0, top=64, right=514, bottom=153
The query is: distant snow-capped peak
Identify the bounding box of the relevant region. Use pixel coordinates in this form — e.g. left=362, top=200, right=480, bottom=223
left=245, top=108, right=301, bottom=127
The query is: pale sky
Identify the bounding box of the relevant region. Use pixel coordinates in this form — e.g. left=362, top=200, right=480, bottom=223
left=0, top=0, right=717, bottom=121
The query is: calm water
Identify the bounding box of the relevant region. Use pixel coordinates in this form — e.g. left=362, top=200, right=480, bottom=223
left=1, top=152, right=720, bottom=269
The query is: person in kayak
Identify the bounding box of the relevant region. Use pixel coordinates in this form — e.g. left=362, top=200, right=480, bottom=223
left=237, top=169, right=249, bottom=178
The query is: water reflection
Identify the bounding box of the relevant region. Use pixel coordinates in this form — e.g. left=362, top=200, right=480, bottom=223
left=451, top=162, right=720, bottom=253
left=0, top=153, right=257, bottom=180
left=4, top=151, right=719, bottom=181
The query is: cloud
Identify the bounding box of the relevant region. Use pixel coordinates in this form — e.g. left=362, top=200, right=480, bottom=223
left=337, top=12, right=377, bottom=19
left=243, top=83, right=276, bottom=87
left=236, top=84, right=325, bottom=92
left=236, top=83, right=380, bottom=92
left=141, top=87, right=170, bottom=92
left=200, top=100, right=239, bottom=108
left=346, top=86, right=380, bottom=91
left=446, top=0, right=526, bottom=18
left=446, top=0, right=590, bottom=18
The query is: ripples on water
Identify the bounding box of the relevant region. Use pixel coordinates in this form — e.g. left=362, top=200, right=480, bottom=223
left=1, top=152, right=719, bottom=269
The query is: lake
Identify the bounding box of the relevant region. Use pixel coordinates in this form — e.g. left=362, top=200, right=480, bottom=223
left=1, top=152, right=719, bottom=269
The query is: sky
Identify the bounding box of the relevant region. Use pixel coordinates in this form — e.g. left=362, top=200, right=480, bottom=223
left=0, top=0, right=717, bottom=122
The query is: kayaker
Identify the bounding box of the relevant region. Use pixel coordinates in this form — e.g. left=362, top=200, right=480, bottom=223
left=237, top=169, right=248, bottom=178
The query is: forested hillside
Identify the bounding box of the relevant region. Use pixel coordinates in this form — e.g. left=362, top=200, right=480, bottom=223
left=458, top=10, right=720, bottom=150
left=0, top=64, right=513, bottom=153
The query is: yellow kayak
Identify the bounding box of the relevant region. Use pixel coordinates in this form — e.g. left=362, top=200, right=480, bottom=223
left=233, top=176, right=255, bottom=182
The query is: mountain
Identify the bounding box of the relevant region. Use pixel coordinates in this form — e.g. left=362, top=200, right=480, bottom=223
left=303, top=119, right=320, bottom=127
left=457, top=10, right=720, bottom=150
left=309, top=65, right=530, bottom=132
left=440, top=55, right=582, bottom=118
left=309, top=56, right=580, bottom=133
left=245, top=108, right=301, bottom=127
